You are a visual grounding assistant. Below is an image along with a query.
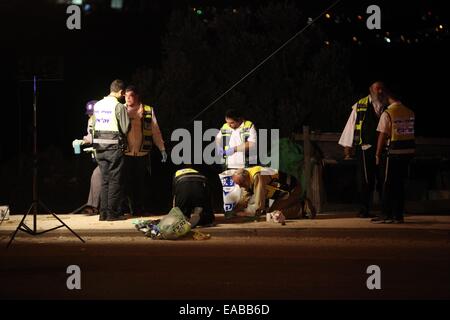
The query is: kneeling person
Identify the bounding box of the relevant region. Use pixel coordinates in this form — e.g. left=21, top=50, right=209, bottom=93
left=232, top=166, right=315, bottom=219
left=173, top=168, right=215, bottom=227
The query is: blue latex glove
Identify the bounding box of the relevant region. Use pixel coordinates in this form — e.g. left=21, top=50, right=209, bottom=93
left=161, top=150, right=168, bottom=163
left=225, top=147, right=236, bottom=156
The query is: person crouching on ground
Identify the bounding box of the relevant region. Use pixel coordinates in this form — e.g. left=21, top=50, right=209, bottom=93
left=232, top=166, right=316, bottom=219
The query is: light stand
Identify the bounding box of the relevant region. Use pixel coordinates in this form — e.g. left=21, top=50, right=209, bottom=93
left=7, top=76, right=85, bottom=247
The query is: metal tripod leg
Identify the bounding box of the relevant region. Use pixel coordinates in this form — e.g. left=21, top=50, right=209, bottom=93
left=7, top=201, right=85, bottom=248
left=6, top=202, right=35, bottom=248
left=40, top=201, right=85, bottom=243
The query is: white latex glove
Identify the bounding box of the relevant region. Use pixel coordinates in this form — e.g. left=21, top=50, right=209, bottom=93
left=161, top=150, right=168, bottom=163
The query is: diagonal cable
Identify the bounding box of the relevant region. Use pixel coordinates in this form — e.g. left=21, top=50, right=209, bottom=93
left=190, top=0, right=342, bottom=122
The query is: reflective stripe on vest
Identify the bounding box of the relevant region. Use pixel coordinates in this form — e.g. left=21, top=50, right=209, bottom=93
left=93, top=96, right=120, bottom=145
left=246, top=166, right=278, bottom=181
left=124, top=104, right=154, bottom=153
left=353, top=96, right=370, bottom=146
left=141, top=105, right=153, bottom=152
left=175, top=168, right=199, bottom=177
left=93, top=138, right=119, bottom=144
left=245, top=166, right=292, bottom=200
left=220, top=120, right=254, bottom=166
left=173, top=168, right=206, bottom=185
left=385, top=103, right=415, bottom=155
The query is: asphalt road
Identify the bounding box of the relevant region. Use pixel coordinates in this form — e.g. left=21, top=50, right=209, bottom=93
left=1, top=228, right=449, bottom=300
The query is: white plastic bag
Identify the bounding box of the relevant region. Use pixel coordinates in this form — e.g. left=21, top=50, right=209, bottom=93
left=219, top=169, right=241, bottom=213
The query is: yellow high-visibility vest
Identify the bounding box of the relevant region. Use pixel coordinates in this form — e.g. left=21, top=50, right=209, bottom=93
left=175, top=168, right=199, bottom=178
left=141, top=105, right=153, bottom=152
left=245, top=166, right=293, bottom=200
left=125, top=104, right=154, bottom=153
left=385, top=103, right=415, bottom=155
left=353, top=95, right=381, bottom=146
left=220, top=120, right=254, bottom=166
left=173, top=168, right=206, bottom=187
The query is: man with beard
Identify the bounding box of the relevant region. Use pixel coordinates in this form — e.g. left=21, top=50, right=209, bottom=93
left=339, top=82, right=389, bottom=218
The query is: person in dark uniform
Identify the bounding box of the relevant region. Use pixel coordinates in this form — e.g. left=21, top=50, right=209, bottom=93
left=372, top=89, right=415, bottom=224
left=172, top=168, right=215, bottom=227
left=339, top=82, right=389, bottom=218
left=93, top=79, right=130, bottom=221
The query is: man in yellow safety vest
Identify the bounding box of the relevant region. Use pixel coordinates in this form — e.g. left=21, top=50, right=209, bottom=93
left=372, top=89, right=415, bottom=224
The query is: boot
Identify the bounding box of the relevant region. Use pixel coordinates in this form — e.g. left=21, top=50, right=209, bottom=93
left=106, top=214, right=127, bottom=221
left=99, top=212, right=107, bottom=221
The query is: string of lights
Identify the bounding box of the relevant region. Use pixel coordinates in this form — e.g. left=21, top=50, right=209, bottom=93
left=190, top=5, right=448, bottom=47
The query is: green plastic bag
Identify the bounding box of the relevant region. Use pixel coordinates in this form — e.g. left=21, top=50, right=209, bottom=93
left=157, top=207, right=191, bottom=240
left=277, top=138, right=306, bottom=197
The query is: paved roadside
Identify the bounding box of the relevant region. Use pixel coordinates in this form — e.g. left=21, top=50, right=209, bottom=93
left=0, top=212, right=449, bottom=242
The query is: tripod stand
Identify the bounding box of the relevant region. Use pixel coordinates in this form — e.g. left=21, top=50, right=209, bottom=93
left=7, top=76, right=85, bottom=248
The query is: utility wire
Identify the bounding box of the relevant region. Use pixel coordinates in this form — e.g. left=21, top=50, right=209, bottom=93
left=190, top=0, right=342, bottom=122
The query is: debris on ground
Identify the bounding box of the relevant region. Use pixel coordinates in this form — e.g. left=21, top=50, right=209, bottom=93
left=133, top=207, right=211, bottom=240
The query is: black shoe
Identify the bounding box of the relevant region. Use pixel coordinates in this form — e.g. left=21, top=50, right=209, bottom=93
left=393, top=218, right=404, bottom=224
left=106, top=215, right=127, bottom=221
left=99, top=212, right=107, bottom=221
left=371, top=217, right=386, bottom=224
left=384, top=219, right=394, bottom=224
left=358, top=210, right=376, bottom=218
left=83, top=206, right=99, bottom=216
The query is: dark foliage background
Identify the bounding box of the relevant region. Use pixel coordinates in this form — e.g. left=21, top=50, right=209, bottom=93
left=131, top=3, right=356, bottom=141
left=0, top=0, right=448, bottom=213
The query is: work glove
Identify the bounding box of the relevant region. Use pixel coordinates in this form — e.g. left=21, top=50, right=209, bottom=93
left=161, top=150, right=168, bottom=163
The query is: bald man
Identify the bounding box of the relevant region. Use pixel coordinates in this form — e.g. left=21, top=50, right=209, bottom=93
left=338, top=81, right=389, bottom=218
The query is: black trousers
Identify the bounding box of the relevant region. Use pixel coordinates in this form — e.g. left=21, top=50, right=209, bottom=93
left=174, top=179, right=214, bottom=226
left=96, top=149, right=125, bottom=218
left=124, top=155, right=149, bottom=213
left=380, top=155, right=410, bottom=220
left=356, top=147, right=382, bottom=215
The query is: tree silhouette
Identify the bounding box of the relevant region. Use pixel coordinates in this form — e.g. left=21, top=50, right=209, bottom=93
left=132, top=2, right=356, bottom=141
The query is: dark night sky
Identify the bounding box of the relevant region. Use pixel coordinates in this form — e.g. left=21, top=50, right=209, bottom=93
left=0, top=0, right=449, bottom=163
